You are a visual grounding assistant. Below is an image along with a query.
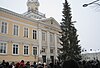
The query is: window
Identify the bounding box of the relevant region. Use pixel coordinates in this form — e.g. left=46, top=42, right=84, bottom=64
left=24, top=45, right=29, bottom=55
left=24, top=28, right=28, bottom=38
left=50, top=33, right=54, bottom=42
left=42, top=31, right=46, bottom=41
left=13, top=44, right=19, bottom=55
left=57, top=49, right=60, bottom=54
left=57, top=35, right=60, bottom=43
left=33, top=30, right=37, bottom=39
left=35, top=7, right=38, bottom=11
left=13, top=25, right=18, bottom=36
left=42, top=48, right=45, bottom=53
left=0, top=43, right=7, bottom=54
left=33, top=47, right=37, bottom=55
left=1, top=22, right=7, bottom=34
left=50, top=49, right=54, bottom=53
left=51, top=19, right=53, bottom=24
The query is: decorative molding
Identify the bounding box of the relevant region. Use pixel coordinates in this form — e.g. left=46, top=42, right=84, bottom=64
left=0, top=35, right=38, bottom=45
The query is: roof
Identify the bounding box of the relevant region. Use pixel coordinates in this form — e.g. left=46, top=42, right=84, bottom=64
left=38, top=17, right=61, bottom=30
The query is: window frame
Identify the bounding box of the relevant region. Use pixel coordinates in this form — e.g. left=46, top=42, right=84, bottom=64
left=50, top=48, right=54, bottom=53
left=24, top=27, right=29, bottom=38
left=1, top=21, right=8, bottom=34
left=42, top=31, right=46, bottom=41
left=0, top=42, right=7, bottom=54
left=13, top=24, right=19, bottom=36
left=33, top=30, right=37, bottom=39
left=32, top=46, right=38, bottom=56
left=23, top=44, right=29, bottom=55
left=12, top=43, right=19, bottom=55
left=50, top=33, right=54, bottom=42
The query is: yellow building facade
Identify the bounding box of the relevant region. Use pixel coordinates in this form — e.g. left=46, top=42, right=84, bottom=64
left=0, top=0, right=61, bottom=63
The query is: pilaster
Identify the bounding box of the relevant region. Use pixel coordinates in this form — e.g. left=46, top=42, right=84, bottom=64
left=54, top=34, right=58, bottom=60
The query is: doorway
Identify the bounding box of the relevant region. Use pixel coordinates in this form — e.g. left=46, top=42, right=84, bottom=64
left=42, top=55, right=46, bottom=63
left=50, top=56, right=54, bottom=64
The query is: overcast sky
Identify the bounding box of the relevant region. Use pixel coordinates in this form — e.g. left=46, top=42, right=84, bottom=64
left=0, top=0, right=100, bottom=52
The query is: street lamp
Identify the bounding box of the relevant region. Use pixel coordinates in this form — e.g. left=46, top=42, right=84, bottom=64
left=83, top=0, right=100, bottom=7
left=83, top=4, right=89, bottom=7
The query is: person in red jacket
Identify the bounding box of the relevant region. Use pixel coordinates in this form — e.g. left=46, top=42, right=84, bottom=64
left=18, top=60, right=26, bottom=68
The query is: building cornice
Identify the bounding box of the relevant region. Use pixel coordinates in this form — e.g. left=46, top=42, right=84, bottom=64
left=0, top=7, right=39, bottom=23
left=0, top=7, right=61, bottom=33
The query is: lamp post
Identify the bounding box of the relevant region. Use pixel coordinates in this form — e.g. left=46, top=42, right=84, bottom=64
left=83, top=0, right=100, bottom=7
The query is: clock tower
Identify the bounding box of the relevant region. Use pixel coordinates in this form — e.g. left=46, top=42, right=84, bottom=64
left=27, top=0, right=40, bottom=12
left=23, top=0, right=45, bottom=19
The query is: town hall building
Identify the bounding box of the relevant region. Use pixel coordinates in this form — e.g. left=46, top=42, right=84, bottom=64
left=0, top=0, right=61, bottom=63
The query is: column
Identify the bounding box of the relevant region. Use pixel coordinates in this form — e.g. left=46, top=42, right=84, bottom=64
left=47, top=31, right=51, bottom=63
left=38, top=29, right=42, bottom=62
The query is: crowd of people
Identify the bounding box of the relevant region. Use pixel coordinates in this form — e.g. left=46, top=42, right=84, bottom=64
left=0, top=59, right=100, bottom=68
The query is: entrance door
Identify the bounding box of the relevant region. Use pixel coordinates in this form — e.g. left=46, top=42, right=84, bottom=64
left=50, top=56, right=54, bottom=64
left=42, top=55, right=46, bottom=63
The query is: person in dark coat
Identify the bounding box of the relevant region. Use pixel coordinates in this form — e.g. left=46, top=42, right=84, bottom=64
left=9, top=62, right=15, bottom=68
left=62, top=59, right=79, bottom=68
left=37, top=62, right=43, bottom=68
left=25, top=61, right=30, bottom=68
left=1, top=60, right=6, bottom=68
left=32, top=62, right=37, bottom=68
